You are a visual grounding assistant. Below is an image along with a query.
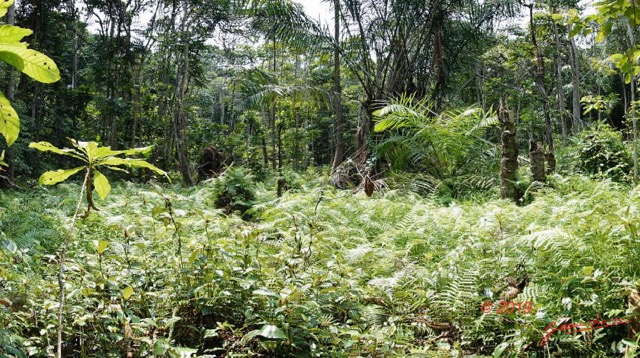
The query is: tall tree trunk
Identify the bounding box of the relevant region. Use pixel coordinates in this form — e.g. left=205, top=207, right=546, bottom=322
left=174, top=0, right=193, bottom=185
left=277, top=121, right=283, bottom=169
left=68, top=0, right=79, bottom=131
left=499, top=101, right=519, bottom=202
left=270, top=36, right=277, bottom=170
left=626, top=21, right=638, bottom=185
left=269, top=103, right=277, bottom=170
left=527, top=4, right=555, bottom=173
left=569, top=36, right=581, bottom=131
left=331, top=0, right=345, bottom=171
left=552, top=19, right=567, bottom=146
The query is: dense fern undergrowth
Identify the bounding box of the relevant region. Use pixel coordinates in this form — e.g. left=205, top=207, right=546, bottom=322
left=1, top=172, right=640, bottom=357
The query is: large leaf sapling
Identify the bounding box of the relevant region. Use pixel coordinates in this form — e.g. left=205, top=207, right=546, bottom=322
left=29, top=139, right=168, bottom=214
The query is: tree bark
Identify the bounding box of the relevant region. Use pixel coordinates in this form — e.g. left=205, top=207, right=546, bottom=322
left=626, top=21, right=638, bottom=185
left=569, top=36, right=581, bottom=131
left=527, top=4, right=556, bottom=173
left=552, top=19, right=567, bottom=146
left=174, top=0, right=194, bottom=185
left=331, top=0, right=345, bottom=171
left=529, top=139, right=546, bottom=182
left=499, top=102, right=519, bottom=202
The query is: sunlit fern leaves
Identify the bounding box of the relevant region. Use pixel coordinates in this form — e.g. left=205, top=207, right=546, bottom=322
left=431, top=265, right=481, bottom=323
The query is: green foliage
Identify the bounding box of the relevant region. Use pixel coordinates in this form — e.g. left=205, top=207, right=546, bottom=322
left=210, top=167, right=257, bottom=215
left=572, top=124, right=631, bottom=182
left=29, top=139, right=167, bottom=215
left=0, top=3, right=60, bottom=146
left=1, top=173, right=638, bottom=356
left=373, top=95, right=500, bottom=198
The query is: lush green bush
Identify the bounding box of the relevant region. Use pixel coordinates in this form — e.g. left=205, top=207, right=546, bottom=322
left=210, top=167, right=257, bottom=216
left=572, top=123, right=631, bottom=182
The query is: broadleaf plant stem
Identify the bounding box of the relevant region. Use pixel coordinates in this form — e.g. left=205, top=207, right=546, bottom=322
left=57, top=169, right=90, bottom=358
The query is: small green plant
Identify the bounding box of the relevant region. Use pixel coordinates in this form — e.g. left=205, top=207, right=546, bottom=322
left=29, top=139, right=167, bottom=213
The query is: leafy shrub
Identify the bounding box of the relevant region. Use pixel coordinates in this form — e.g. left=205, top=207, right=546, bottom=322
left=573, top=123, right=631, bottom=182
left=211, top=167, right=256, bottom=215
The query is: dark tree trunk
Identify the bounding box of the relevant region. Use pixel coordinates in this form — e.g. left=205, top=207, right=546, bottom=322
left=174, top=0, right=193, bottom=185
left=529, top=139, right=546, bottom=183
left=331, top=0, right=345, bottom=171
left=552, top=19, right=567, bottom=146
left=527, top=4, right=556, bottom=173
left=569, top=36, right=581, bottom=131
left=499, top=102, right=519, bottom=202
left=355, top=103, right=373, bottom=164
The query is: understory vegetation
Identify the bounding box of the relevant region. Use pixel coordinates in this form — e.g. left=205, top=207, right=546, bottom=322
left=4, top=0, right=640, bottom=356
left=1, top=170, right=639, bottom=357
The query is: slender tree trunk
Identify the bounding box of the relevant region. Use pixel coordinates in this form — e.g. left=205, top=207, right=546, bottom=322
left=269, top=103, right=276, bottom=170
left=270, top=36, right=277, bottom=170
left=355, top=104, right=372, bottom=164
left=552, top=19, right=567, bottom=146
left=261, top=129, right=268, bottom=166
left=174, top=0, right=193, bottom=185
left=131, top=82, right=141, bottom=146
left=331, top=0, right=345, bottom=171
left=499, top=100, right=519, bottom=202
left=569, top=36, right=581, bottom=131
left=219, top=88, right=225, bottom=126
left=527, top=4, right=555, bottom=173
left=277, top=121, right=283, bottom=169
left=626, top=21, right=638, bottom=185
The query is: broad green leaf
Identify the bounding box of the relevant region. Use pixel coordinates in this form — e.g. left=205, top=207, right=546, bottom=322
left=0, top=91, right=18, bottom=145
left=610, top=53, right=625, bottom=65
left=373, top=118, right=408, bottom=132
left=0, top=43, right=60, bottom=83
left=122, top=286, right=134, bottom=300
left=76, top=141, right=99, bottom=163
left=28, top=141, right=85, bottom=161
left=93, top=170, right=111, bottom=199
left=105, top=166, right=128, bottom=173
left=122, top=145, right=154, bottom=156
left=95, top=240, right=109, bottom=255
left=256, top=324, right=287, bottom=340
left=38, top=167, right=84, bottom=185
left=0, top=25, right=32, bottom=43
left=0, top=0, right=14, bottom=18
left=100, top=157, right=168, bottom=177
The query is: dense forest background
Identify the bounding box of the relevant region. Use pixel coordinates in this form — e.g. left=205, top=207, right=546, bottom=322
left=3, top=0, right=640, bottom=357
left=0, top=0, right=634, bottom=192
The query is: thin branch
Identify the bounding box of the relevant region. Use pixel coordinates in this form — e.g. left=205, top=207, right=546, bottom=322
left=57, top=169, right=90, bottom=358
